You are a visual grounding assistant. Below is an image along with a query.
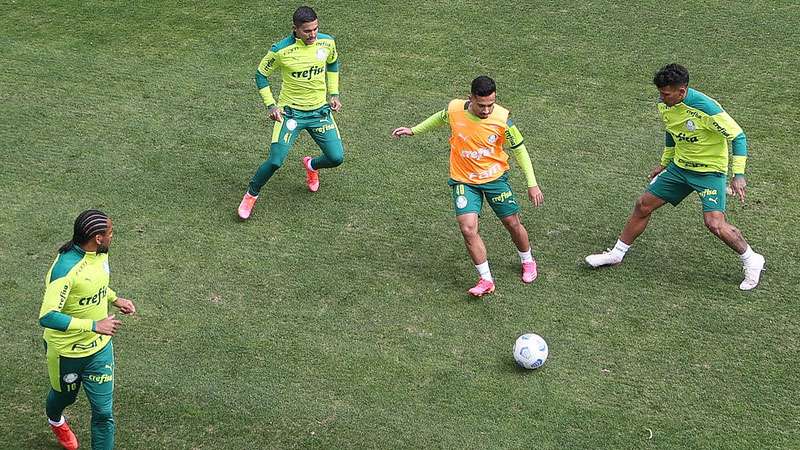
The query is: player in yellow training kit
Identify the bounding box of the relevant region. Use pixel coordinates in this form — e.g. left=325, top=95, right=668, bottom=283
left=39, top=210, right=136, bottom=450
left=238, top=6, right=345, bottom=219
left=393, top=76, right=544, bottom=297
left=585, top=64, right=765, bottom=290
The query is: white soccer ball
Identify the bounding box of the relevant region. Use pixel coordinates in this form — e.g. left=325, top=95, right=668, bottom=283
left=513, top=333, right=548, bottom=370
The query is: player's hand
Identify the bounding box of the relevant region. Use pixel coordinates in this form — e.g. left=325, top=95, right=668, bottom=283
left=113, top=298, right=136, bottom=315
left=648, top=164, right=666, bottom=180
left=528, top=186, right=544, bottom=206
left=391, top=127, right=413, bottom=138
left=731, top=175, right=747, bottom=204
left=95, top=314, right=122, bottom=336
left=268, top=105, right=284, bottom=122
left=329, top=95, right=342, bottom=112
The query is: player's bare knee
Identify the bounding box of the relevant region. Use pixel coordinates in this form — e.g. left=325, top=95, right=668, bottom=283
left=704, top=216, right=725, bottom=236
left=459, top=223, right=479, bottom=239
left=632, top=199, right=651, bottom=217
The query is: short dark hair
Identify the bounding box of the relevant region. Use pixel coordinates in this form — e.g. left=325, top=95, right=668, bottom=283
left=653, top=63, right=689, bottom=88
left=59, top=209, right=109, bottom=253
left=471, top=76, right=496, bottom=97
left=293, top=6, right=317, bottom=26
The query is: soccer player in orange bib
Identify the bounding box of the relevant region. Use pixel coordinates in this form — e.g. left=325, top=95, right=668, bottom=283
left=392, top=76, right=544, bottom=297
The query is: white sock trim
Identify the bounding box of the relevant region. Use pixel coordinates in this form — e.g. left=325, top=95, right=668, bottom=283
left=740, top=245, right=754, bottom=261
left=48, top=416, right=65, bottom=426
left=614, top=239, right=630, bottom=253
left=518, top=248, right=533, bottom=263
left=475, top=261, right=493, bottom=281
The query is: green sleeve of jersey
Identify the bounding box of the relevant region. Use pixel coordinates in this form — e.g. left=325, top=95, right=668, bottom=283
left=411, top=110, right=448, bottom=135
left=39, top=311, right=72, bottom=331
left=107, top=287, right=118, bottom=303
left=660, top=133, right=676, bottom=166
left=256, top=51, right=279, bottom=107
left=731, top=132, right=747, bottom=156
left=39, top=311, right=94, bottom=332
left=504, top=123, right=537, bottom=187
left=325, top=41, right=340, bottom=96
left=326, top=71, right=339, bottom=96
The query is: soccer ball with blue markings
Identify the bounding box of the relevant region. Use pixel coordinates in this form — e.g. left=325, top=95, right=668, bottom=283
left=513, top=333, right=548, bottom=370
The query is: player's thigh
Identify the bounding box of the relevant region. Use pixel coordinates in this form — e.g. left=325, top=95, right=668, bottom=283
left=267, top=116, right=301, bottom=161
left=46, top=344, right=84, bottom=394
left=686, top=171, right=727, bottom=212
left=452, top=183, right=483, bottom=217
left=482, top=177, right=520, bottom=219
left=82, top=343, right=115, bottom=410
left=646, top=168, right=693, bottom=206
left=307, top=112, right=344, bottom=155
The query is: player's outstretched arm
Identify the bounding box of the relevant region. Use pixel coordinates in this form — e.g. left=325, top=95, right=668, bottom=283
left=394, top=109, right=448, bottom=139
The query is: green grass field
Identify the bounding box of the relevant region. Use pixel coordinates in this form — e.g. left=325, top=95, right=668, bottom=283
left=2, top=1, right=799, bottom=448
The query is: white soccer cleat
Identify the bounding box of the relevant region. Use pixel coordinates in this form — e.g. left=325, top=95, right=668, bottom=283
left=585, top=249, right=623, bottom=268
left=739, top=253, right=765, bottom=291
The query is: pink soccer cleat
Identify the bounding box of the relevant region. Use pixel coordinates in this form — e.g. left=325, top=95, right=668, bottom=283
left=237, top=192, right=258, bottom=220
left=302, top=156, right=319, bottom=192
left=521, top=260, right=538, bottom=284
left=50, top=419, right=79, bottom=450
left=468, top=278, right=495, bottom=297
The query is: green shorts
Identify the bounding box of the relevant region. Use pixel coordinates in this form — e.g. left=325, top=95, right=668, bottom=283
left=449, top=173, right=520, bottom=218
left=271, top=105, right=342, bottom=149
left=46, top=340, right=114, bottom=394
left=647, top=162, right=727, bottom=212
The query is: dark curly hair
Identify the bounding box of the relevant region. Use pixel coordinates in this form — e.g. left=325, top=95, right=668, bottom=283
left=653, top=63, right=689, bottom=88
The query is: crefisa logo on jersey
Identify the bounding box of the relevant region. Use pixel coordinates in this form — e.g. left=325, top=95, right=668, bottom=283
left=63, top=373, right=79, bottom=384
left=686, top=120, right=696, bottom=131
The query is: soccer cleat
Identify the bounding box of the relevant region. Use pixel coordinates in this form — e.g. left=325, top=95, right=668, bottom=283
left=739, top=253, right=765, bottom=291
left=585, top=249, right=623, bottom=268
left=50, top=419, right=79, bottom=450
left=237, top=192, right=258, bottom=220
left=521, top=260, right=538, bottom=283
left=468, top=278, right=495, bottom=297
left=302, top=156, right=319, bottom=192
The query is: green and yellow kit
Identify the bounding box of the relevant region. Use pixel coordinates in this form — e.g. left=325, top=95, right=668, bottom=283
left=255, top=33, right=339, bottom=110
left=658, top=87, right=748, bottom=175
left=39, top=245, right=117, bottom=360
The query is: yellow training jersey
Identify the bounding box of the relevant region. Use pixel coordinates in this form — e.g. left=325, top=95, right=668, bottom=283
left=256, top=33, right=339, bottom=111
left=39, top=245, right=117, bottom=358
left=658, top=88, right=748, bottom=175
